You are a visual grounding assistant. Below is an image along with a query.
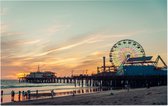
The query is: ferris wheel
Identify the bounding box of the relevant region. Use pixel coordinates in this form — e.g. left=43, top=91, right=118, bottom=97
left=109, top=39, right=145, bottom=67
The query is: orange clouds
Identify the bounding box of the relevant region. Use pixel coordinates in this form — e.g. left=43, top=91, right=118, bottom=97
left=1, top=49, right=109, bottom=79
left=1, top=27, right=167, bottom=80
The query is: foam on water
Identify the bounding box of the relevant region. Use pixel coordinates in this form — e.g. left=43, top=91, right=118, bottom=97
left=1, top=80, right=77, bottom=95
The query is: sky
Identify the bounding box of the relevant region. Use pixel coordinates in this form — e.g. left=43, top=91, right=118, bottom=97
left=1, top=0, right=167, bottom=79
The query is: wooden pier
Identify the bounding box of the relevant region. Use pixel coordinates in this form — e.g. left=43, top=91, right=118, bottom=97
left=19, top=73, right=167, bottom=89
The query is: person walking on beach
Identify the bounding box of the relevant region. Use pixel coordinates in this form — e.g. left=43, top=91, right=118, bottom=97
left=27, top=90, right=31, bottom=100
left=125, top=84, right=127, bottom=89
left=82, top=89, right=84, bottom=93
left=36, top=90, right=38, bottom=99
left=18, top=91, right=21, bottom=101
left=25, top=91, right=27, bottom=99
left=146, top=82, right=150, bottom=89
left=72, top=90, right=75, bottom=96
left=11, top=90, right=15, bottom=102
left=127, top=84, right=130, bottom=92
left=1, top=90, right=3, bottom=103
left=125, top=84, right=130, bottom=92
left=22, top=91, right=25, bottom=100
left=51, top=90, right=54, bottom=98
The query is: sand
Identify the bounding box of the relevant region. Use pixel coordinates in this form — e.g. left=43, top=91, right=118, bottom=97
left=2, top=86, right=167, bottom=105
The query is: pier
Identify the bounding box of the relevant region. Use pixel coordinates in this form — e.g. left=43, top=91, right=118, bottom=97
left=18, top=39, right=167, bottom=89
left=19, top=74, right=167, bottom=89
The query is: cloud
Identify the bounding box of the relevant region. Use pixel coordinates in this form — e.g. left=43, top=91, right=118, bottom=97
left=2, top=56, right=31, bottom=67
left=33, top=38, right=91, bottom=56
left=42, top=24, right=71, bottom=36
left=0, top=24, right=25, bottom=37
left=1, top=28, right=150, bottom=79
left=2, top=47, right=106, bottom=78
left=2, top=31, right=24, bottom=37
left=1, top=65, right=30, bottom=79
left=1, top=37, right=43, bottom=61
left=20, top=39, right=41, bottom=45
left=54, top=37, right=102, bottom=50
left=31, top=30, right=139, bottom=57
left=2, top=39, right=41, bottom=51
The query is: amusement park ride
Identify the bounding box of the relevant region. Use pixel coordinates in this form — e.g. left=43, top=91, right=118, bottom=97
left=97, top=39, right=167, bottom=76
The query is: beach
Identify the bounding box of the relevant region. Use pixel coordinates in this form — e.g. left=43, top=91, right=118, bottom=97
left=2, top=86, right=167, bottom=105
left=1, top=80, right=85, bottom=103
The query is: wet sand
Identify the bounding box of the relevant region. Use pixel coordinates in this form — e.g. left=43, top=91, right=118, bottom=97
left=2, top=86, right=167, bottom=105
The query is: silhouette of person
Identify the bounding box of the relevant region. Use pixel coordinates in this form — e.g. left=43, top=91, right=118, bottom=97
left=11, top=90, right=15, bottom=102
left=1, top=90, right=3, bottom=103
left=22, top=91, right=25, bottom=100
left=18, top=91, right=21, bottom=101
left=51, top=90, right=54, bottom=98
left=36, top=90, right=38, bottom=98
left=27, top=90, right=31, bottom=99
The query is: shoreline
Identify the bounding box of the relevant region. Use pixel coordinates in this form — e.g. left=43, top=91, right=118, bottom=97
left=2, top=86, right=167, bottom=105
left=1, top=86, right=100, bottom=103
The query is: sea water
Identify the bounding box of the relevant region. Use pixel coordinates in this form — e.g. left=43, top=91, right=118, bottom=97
left=1, top=80, right=82, bottom=103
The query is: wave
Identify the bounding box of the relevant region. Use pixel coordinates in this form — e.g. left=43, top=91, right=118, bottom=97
left=1, top=85, right=46, bottom=89
left=1, top=80, right=75, bottom=89
left=1, top=84, right=67, bottom=89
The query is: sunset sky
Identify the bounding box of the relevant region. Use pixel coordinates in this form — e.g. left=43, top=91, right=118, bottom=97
left=1, top=0, right=167, bottom=79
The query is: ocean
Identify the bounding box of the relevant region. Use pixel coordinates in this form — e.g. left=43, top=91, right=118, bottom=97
left=1, top=80, right=78, bottom=94
left=1, top=80, right=85, bottom=103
